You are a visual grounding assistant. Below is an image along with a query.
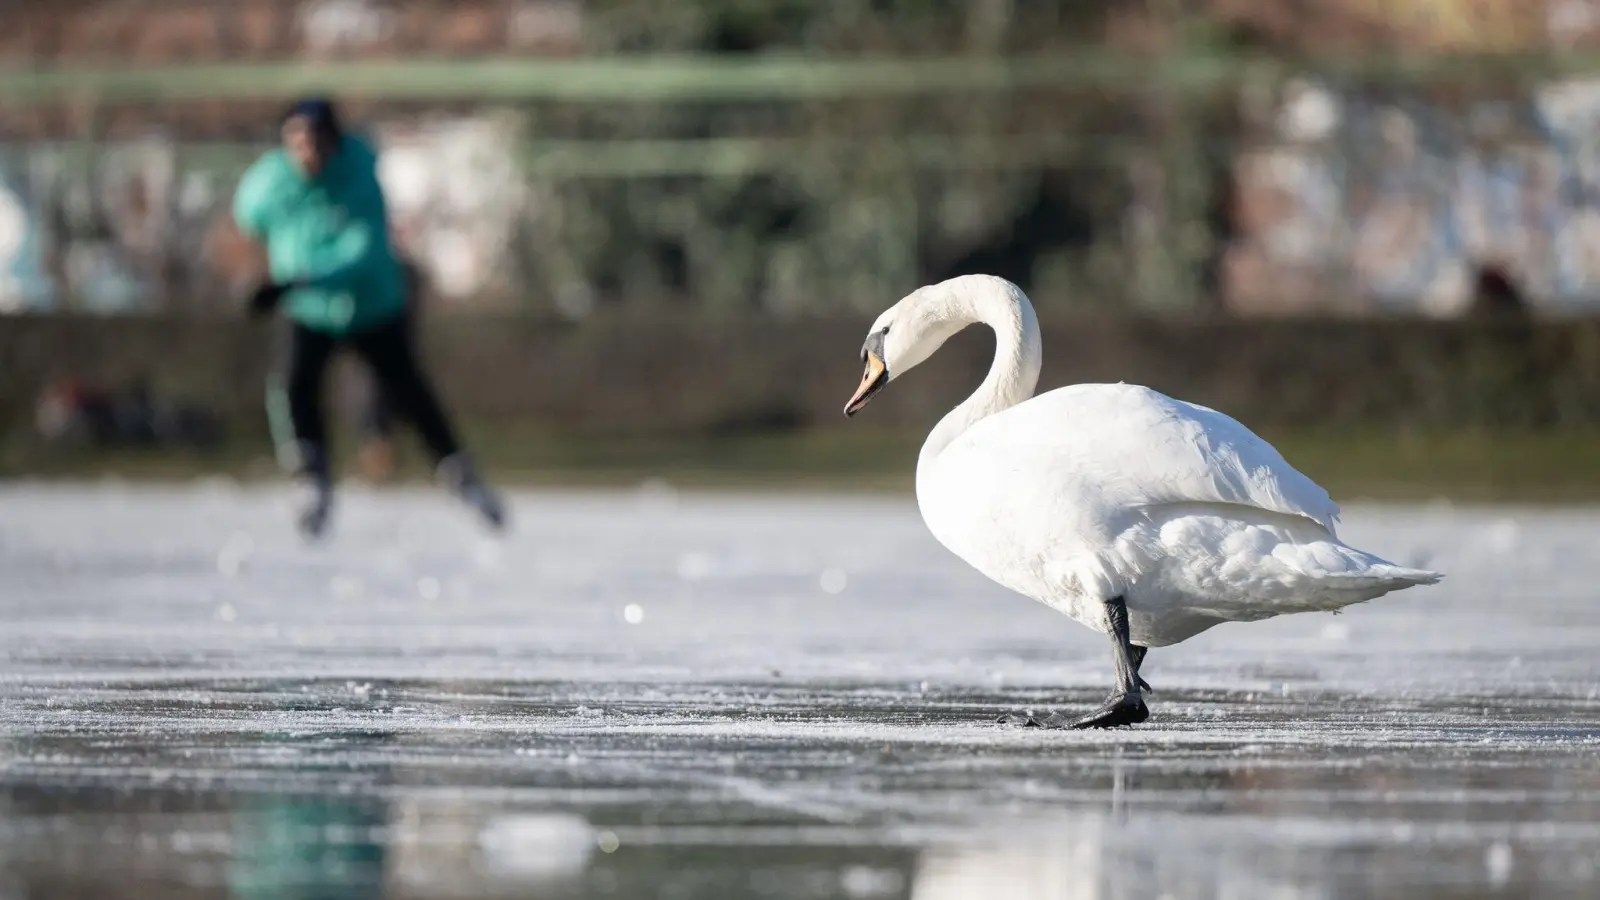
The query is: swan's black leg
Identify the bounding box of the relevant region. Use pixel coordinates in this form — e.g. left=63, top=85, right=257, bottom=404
left=997, top=596, right=1150, bottom=729
left=1068, top=595, right=1149, bottom=727
left=1129, top=644, right=1153, bottom=693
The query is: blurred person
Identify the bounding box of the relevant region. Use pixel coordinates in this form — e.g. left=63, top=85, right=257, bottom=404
left=234, top=97, right=505, bottom=539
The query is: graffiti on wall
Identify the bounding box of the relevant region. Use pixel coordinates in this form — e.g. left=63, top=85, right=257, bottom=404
left=1226, top=76, right=1600, bottom=315
left=0, top=115, right=529, bottom=313
left=376, top=115, right=528, bottom=303
left=0, top=159, right=52, bottom=312
left=0, top=139, right=229, bottom=313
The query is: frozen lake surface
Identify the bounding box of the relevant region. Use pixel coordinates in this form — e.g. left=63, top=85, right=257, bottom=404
left=0, top=482, right=1597, bottom=899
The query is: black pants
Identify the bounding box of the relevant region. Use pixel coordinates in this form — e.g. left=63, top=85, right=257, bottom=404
left=270, top=310, right=461, bottom=475
left=357, top=304, right=411, bottom=441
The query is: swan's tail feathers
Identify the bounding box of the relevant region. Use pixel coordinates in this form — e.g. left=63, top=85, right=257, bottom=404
left=1321, top=564, right=1443, bottom=592
left=1295, top=564, right=1443, bottom=617
left=1397, top=567, right=1444, bottom=586
left=1377, top=565, right=1443, bottom=587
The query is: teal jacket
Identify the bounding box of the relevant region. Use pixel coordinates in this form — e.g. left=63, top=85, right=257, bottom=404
left=233, top=134, right=406, bottom=335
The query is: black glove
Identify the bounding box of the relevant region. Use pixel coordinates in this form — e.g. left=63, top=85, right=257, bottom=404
left=246, top=279, right=296, bottom=318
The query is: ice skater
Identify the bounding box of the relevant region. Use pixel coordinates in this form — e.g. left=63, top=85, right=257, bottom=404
left=234, top=97, right=505, bottom=539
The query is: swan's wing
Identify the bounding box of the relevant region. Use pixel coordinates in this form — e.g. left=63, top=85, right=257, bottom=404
left=942, top=383, right=1341, bottom=534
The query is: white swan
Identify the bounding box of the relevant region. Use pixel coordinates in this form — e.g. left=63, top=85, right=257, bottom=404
left=843, top=275, right=1442, bottom=728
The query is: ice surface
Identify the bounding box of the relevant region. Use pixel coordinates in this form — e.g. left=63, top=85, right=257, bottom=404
left=0, top=483, right=1597, bottom=899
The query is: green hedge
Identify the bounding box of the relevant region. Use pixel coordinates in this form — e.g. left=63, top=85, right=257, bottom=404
left=5, top=313, right=1600, bottom=437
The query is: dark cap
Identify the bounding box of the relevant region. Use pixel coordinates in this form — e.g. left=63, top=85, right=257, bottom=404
left=281, top=97, right=342, bottom=138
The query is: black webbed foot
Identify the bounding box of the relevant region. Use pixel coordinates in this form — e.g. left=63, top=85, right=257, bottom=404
left=995, top=699, right=1147, bottom=729
left=997, top=602, right=1153, bottom=729
left=1069, top=692, right=1148, bottom=729
left=996, top=710, right=1070, bottom=728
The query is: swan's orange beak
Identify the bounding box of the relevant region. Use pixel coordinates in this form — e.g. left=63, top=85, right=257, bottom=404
left=844, top=351, right=888, bottom=417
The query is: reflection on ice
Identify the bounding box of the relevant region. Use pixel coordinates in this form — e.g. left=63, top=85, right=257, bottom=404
left=388, top=804, right=595, bottom=896
left=910, top=804, right=1600, bottom=900
left=229, top=795, right=389, bottom=900
left=910, top=816, right=1329, bottom=900
left=912, top=829, right=1101, bottom=900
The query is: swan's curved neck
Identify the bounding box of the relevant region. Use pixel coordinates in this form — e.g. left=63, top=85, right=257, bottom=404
left=917, top=285, right=1042, bottom=471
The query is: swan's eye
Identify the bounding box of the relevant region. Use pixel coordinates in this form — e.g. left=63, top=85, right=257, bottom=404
left=861, top=329, right=888, bottom=364
left=862, top=327, right=887, bottom=360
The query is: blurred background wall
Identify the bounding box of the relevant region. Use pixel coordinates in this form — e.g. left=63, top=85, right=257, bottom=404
left=5, top=0, right=1600, bottom=494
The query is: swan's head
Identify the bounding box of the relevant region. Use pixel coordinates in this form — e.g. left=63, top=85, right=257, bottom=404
left=844, top=277, right=1007, bottom=416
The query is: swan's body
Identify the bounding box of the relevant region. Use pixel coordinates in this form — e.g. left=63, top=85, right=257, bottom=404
left=845, top=275, right=1441, bottom=727
left=919, top=381, right=1434, bottom=648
